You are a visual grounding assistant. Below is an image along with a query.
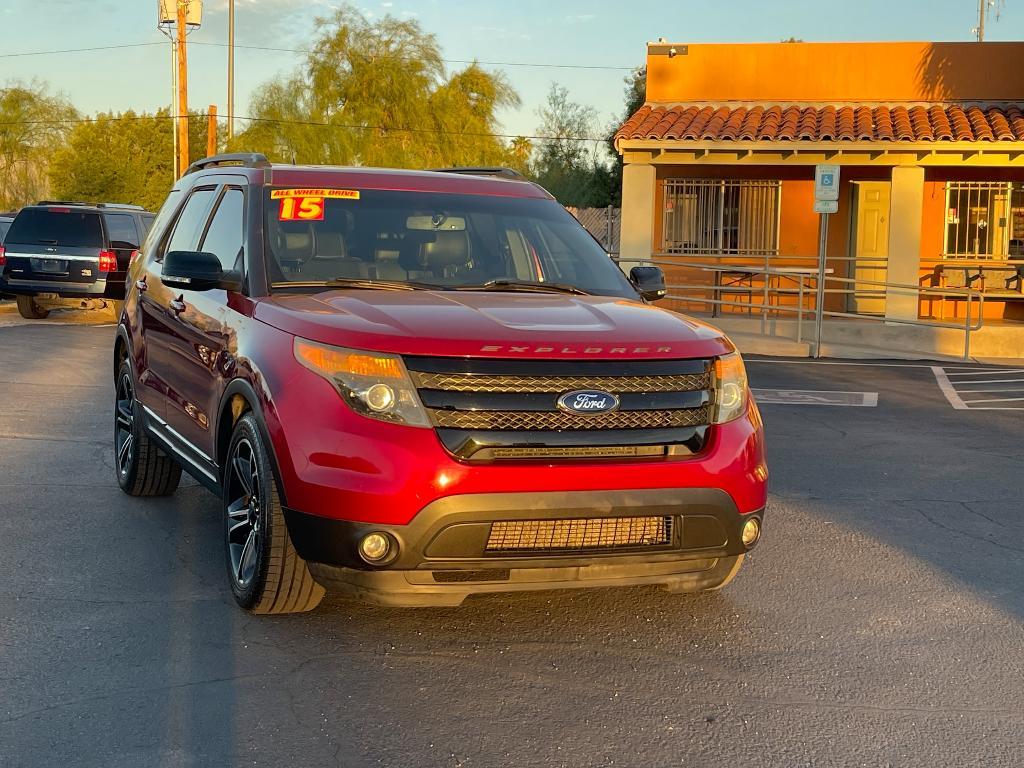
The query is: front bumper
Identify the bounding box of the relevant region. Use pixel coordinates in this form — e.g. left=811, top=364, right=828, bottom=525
left=286, top=488, right=763, bottom=606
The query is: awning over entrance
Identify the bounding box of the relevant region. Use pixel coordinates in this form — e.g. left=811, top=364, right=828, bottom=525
left=614, top=103, right=1024, bottom=166
left=618, top=103, right=1024, bottom=143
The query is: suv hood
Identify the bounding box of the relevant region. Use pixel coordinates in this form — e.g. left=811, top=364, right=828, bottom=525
left=255, top=291, right=733, bottom=360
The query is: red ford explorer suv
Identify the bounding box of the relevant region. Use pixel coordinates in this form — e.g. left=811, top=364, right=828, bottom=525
left=114, top=154, right=767, bottom=613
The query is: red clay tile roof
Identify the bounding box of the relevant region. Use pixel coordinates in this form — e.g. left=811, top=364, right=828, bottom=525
left=615, top=103, right=1024, bottom=143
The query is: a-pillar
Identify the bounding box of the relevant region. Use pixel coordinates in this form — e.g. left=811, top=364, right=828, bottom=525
left=619, top=162, right=657, bottom=270
left=885, top=166, right=925, bottom=322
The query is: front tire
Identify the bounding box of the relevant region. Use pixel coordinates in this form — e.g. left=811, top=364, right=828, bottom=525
left=115, top=360, right=182, bottom=496
left=16, top=295, right=49, bottom=319
left=223, top=413, right=325, bottom=614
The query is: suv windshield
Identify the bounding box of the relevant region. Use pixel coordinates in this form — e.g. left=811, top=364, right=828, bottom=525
left=5, top=208, right=104, bottom=248
left=264, top=188, right=635, bottom=297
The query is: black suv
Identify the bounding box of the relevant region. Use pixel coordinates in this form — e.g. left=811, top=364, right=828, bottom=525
left=0, top=202, right=155, bottom=319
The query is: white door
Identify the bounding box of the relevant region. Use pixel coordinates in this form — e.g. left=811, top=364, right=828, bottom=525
left=849, top=182, right=891, bottom=315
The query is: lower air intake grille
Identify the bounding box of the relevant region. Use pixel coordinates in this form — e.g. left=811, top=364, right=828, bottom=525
left=429, top=406, right=709, bottom=431
left=485, top=516, right=673, bottom=554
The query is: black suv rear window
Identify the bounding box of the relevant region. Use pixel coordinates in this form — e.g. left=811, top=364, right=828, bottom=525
left=5, top=209, right=104, bottom=248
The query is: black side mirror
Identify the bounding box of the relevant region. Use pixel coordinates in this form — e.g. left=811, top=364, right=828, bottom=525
left=629, top=265, right=667, bottom=302
left=162, top=250, right=240, bottom=292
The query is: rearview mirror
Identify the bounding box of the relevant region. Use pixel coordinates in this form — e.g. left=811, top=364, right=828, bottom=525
left=629, top=265, right=667, bottom=302
left=406, top=214, right=466, bottom=231
left=162, top=250, right=240, bottom=292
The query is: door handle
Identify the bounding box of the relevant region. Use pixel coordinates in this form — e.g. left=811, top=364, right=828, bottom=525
left=135, top=278, right=147, bottom=292
left=169, top=296, right=187, bottom=314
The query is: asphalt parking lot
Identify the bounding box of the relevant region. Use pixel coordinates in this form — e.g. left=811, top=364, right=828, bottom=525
left=1, top=314, right=1022, bottom=768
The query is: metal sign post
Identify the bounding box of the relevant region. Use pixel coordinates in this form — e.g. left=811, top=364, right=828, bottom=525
left=813, top=165, right=840, bottom=358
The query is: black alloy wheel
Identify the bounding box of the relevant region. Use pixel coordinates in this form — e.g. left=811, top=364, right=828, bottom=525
left=114, top=359, right=181, bottom=496
left=226, top=437, right=262, bottom=589
left=222, top=413, right=324, bottom=614
left=114, top=370, right=136, bottom=479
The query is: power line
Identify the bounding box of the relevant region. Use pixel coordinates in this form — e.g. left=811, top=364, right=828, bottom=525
left=0, top=38, right=637, bottom=71
left=188, top=40, right=637, bottom=71
left=0, top=112, right=608, bottom=143
left=0, top=42, right=165, bottom=59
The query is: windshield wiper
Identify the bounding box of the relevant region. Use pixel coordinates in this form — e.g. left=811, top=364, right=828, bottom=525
left=450, top=279, right=590, bottom=296
left=321, top=278, right=441, bottom=291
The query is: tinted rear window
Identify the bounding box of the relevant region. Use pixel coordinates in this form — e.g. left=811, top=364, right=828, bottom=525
left=5, top=209, right=104, bottom=248
left=103, top=213, right=140, bottom=249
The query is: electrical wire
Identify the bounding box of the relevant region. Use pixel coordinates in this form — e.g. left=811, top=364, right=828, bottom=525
left=0, top=39, right=637, bottom=72
left=0, top=42, right=165, bottom=59
left=187, top=40, right=637, bottom=71
left=0, top=112, right=609, bottom=143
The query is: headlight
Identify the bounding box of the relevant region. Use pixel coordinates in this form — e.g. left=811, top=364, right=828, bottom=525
left=712, top=351, right=748, bottom=424
left=294, top=339, right=430, bottom=427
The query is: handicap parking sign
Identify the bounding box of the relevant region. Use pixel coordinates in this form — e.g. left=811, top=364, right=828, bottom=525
left=815, top=164, right=840, bottom=203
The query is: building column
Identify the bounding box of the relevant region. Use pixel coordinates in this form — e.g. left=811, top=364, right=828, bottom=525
left=619, top=162, right=657, bottom=270
left=885, top=166, right=925, bottom=322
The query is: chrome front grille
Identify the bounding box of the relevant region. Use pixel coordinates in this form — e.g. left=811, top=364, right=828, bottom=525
left=485, top=516, right=674, bottom=553
left=405, top=356, right=713, bottom=459
left=411, top=371, right=710, bottom=393
left=427, top=406, right=710, bottom=431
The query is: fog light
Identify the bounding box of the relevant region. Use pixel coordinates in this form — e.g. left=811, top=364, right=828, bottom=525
left=359, top=532, right=392, bottom=563
left=364, top=383, right=396, bottom=412
left=741, top=517, right=761, bottom=548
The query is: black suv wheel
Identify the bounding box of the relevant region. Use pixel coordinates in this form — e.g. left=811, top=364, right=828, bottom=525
left=224, top=413, right=325, bottom=614
left=115, top=360, right=182, bottom=496
left=16, top=296, right=49, bottom=320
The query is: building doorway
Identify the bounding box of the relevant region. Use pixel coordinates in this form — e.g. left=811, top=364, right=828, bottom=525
left=848, top=181, right=891, bottom=315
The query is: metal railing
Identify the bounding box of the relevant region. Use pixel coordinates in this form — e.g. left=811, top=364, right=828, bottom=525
left=614, top=256, right=986, bottom=360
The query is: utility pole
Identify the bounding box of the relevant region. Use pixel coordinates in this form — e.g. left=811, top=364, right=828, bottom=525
left=176, top=0, right=190, bottom=177
left=228, top=0, right=235, bottom=141
left=977, top=0, right=987, bottom=41
left=207, top=105, right=218, bottom=158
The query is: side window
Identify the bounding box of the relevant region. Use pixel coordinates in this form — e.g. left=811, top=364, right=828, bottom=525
left=103, top=213, right=140, bottom=249
left=141, top=190, right=184, bottom=265
left=164, top=188, right=217, bottom=256
left=199, top=187, right=245, bottom=271
left=139, top=214, right=156, bottom=237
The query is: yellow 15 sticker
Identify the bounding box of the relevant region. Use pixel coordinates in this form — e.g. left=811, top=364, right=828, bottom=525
left=279, top=196, right=324, bottom=221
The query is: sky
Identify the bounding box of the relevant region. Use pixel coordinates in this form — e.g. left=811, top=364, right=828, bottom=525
left=3, top=0, right=1023, bottom=140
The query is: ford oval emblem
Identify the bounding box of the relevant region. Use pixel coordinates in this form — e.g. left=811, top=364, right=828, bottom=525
left=556, top=389, right=620, bottom=415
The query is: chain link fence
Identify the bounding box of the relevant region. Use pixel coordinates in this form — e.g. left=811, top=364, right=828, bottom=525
left=567, top=206, right=620, bottom=254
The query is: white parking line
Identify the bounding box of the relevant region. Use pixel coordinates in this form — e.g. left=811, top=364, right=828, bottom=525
left=932, top=366, right=1024, bottom=410
left=931, top=367, right=968, bottom=410
left=752, top=389, right=878, bottom=406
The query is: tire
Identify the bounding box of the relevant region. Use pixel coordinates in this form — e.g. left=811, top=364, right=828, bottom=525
left=223, top=413, right=325, bottom=614
left=114, top=360, right=182, bottom=496
left=16, top=295, right=49, bottom=319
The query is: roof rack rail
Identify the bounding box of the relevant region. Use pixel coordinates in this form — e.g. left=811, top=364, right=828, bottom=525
left=428, top=167, right=526, bottom=180
left=96, top=202, right=146, bottom=211
left=186, top=153, right=271, bottom=175
left=36, top=200, right=91, bottom=207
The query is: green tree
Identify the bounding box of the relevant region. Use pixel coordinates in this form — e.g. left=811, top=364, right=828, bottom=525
left=531, top=83, right=612, bottom=207
left=234, top=4, right=520, bottom=169
left=0, top=81, right=77, bottom=209
left=49, top=110, right=209, bottom=211
left=606, top=66, right=646, bottom=206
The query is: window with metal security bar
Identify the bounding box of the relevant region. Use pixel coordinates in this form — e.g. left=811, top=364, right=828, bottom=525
left=662, top=179, right=781, bottom=256
left=944, top=182, right=1024, bottom=259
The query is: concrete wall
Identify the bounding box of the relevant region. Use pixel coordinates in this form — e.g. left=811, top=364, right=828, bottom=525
left=646, top=41, right=1024, bottom=103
